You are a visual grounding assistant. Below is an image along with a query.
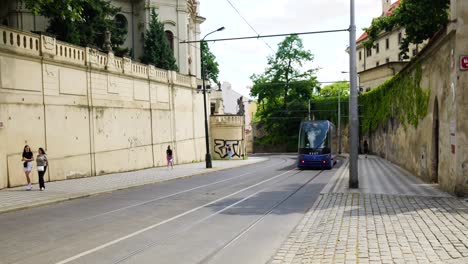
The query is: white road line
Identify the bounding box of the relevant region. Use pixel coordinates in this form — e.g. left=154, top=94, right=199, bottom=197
left=72, top=160, right=285, bottom=223
left=113, top=168, right=305, bottom=263
left=55, top=168, right=297, bottom=264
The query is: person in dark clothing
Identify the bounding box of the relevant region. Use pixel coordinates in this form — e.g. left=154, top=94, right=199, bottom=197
left=363, top=140, right=369, bottom=159
left=36, top=148, right=48, bottom=191
left=22, top=145, right=34, bottom=190
left=166, top=145, right=174, bottom=169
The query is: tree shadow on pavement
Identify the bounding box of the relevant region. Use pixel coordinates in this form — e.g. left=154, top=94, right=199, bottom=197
left=205, top=181, right=327, bottom=216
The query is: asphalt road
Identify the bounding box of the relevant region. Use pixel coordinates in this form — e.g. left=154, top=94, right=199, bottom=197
left=0, top=155, right=338, bottom=264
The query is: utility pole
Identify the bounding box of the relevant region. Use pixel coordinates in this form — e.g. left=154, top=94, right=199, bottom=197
left=338, top=90, right=342, bottom=154
left=349, top=0, right=359, bottom=188
left=201, top=27, right=225, bottom=169
left=308, top=99, right=311, bottom=120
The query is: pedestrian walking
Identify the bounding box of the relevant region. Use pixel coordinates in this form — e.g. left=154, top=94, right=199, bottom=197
left=227, top=144, right=232, bottom=160
left=166, top=145, right=174, bottom=169
left=363, top=140, right=369, bottom=159
left=21, top=145, right=34, bottom=190
left=36, top=148, right=48, bottom=191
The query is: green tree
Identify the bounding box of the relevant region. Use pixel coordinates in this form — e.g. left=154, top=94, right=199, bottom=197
left=25, top=0, right=128, bottom=56
left=250, top=35, right=319, bottom=149
left=319, top=81, right=349, bottom=97
left=201, top=41, right=220, bottom=84
left=363, top=0, right=449, bottom=58
left=140, top=9, right=178, bottom=71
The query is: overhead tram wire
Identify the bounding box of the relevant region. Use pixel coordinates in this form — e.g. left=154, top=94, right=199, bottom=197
left=172, top=34, right=246, bottom=79
left=179, top=28, right=349, bottom=44
left=224, top=0, right=275, bottom=53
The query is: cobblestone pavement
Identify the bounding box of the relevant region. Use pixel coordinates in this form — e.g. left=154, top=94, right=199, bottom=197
left=0, top=157, right=267, bottom=214
left=272, top=156, right=468, bottom=264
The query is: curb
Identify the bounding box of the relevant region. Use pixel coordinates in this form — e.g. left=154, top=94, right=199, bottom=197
left=0, top=157, right=269, bottom=214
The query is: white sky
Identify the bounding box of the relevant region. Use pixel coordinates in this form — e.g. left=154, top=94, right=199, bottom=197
left=199, top=0, right=385, bottom=98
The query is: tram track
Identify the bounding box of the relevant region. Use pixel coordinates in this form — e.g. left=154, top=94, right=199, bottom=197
left=107, top=168, right=315, bottom=264
left=1, top=155, right=329, bottom=264
left=69, top=157, right=289, bottom=225
left=197, top=170, right=324, bottom=264
left=54, top=157, right=297, bottom=264
left=100, top=169, right=326, bottom=264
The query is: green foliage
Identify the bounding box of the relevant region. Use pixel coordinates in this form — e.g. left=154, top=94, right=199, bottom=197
left=140, top=10, right=178, bottom=71
left=25, top=0, right=84, bottom=23
left=26, top=0, right=128, bottom=56
left=320, top=81, right=350, bottom=97
left=311, top=96, right=349, bottom=126
left=363, top=0, right=449, bottom=58
left=360, top=63, right=430, bottom=132
left=250, top=35, right=320, bottom=148
left=201, top=41, right=220, bottom=84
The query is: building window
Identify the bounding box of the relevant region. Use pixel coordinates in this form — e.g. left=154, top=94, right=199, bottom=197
left=386, top=38, right=389, bottom=49
left=114, top=14, right=128, bottom=31
left=412, top=48, right=418, bottom=56
left=359, top=51, right=362, bottom=61
left=366, top=48, right=372, bottom=57
left=398, top=32, right=402, bottom=44
left=376, top=43, right=380, bottom=53
left=386, top=58, right=390, bottom=63
left=376, top=61, right=380, bottom=67
left=165, top=30, right=174, bottom=51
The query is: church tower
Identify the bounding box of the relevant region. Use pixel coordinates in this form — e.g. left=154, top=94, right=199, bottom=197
left=382, top=0, right=392, bottom=15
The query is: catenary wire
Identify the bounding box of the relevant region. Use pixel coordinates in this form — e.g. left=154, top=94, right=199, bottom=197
left=224, top=0, right=275, bottom=52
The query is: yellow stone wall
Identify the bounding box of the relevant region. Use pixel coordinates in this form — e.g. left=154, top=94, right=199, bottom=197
left=210, top=115, right=246, bottom=160
left=0, top=26, right=206, bottom=188
left=366, top=20, right=468, bottom=195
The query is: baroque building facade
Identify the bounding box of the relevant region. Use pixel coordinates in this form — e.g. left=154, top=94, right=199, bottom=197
left=0, top=0, right=204, bottom=78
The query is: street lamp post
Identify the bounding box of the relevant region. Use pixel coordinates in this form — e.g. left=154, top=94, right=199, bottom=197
left=338, top=88, right=342, bottom=154
left=349, top=0, right=359, bottom=188
left=201, top=26, right=225, bottom=169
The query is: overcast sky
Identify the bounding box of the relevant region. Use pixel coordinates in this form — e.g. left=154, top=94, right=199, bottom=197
left=199, top=0, right=385, bottom=98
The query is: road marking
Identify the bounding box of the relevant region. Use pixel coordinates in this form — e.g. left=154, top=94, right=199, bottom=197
left=196, top=170, right=323, bottom=264
left=55, top=167, right=297, bottom=264
left=72, top=160, right=285, bottom=223
left=112, top=168, right=307, bottom=263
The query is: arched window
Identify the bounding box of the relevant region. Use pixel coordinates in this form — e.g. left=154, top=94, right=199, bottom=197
left=165, top=30, right=174, bottom=51
left=114, top=14, right=128, bottom=30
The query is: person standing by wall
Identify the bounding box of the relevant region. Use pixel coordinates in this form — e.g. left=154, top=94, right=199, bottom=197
left=227, top=144, right=232, bottom=160
left=363, top=140, right=369, bottom=159
left=22, top=145, right=34, bottom=190
left=166, top=145, right=174, bottom=169
left=36, top=148, right=48, bottom=191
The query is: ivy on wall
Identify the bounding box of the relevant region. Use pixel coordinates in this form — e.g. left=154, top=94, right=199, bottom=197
left=359, top=63, right=430, bottom=132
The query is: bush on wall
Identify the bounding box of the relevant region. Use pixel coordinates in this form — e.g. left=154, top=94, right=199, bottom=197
left=359, top=63, right=430, bottom=133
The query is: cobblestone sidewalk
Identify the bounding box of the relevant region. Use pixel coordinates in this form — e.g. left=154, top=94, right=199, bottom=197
left=272, top=193, right=468, bottom=264
left=272, top=156, right=468, bottom=264
left=0, top=157, right=267, bottom=214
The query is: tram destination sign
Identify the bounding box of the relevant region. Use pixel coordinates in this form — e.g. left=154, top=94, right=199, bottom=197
left=460, top=55, right=468, bottom=70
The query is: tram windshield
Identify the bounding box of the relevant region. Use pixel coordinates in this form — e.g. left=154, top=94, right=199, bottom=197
left=298, top=121, right=331, bottom=154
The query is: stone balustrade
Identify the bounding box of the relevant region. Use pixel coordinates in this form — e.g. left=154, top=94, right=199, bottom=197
left=0, top=26, right=40, bottom=57
left=55, top=41, right=86, bottom=65
left=174, top=73, right=193, bottom=87
left=210, top=115, right=245, bottom=126
left=0, top=25, right=199, bottom=87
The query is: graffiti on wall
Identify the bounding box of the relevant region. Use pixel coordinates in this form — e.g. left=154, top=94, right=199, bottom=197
left=214, top=139, right=242, bottom=158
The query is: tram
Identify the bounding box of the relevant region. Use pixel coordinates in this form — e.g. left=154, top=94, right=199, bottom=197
left=297, top=120, right=337, bottom=169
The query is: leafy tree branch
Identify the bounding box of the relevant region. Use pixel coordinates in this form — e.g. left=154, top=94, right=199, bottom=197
left=363, top=0, right=449, bottom=58
left=201, top=41, right=220, bottom=84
